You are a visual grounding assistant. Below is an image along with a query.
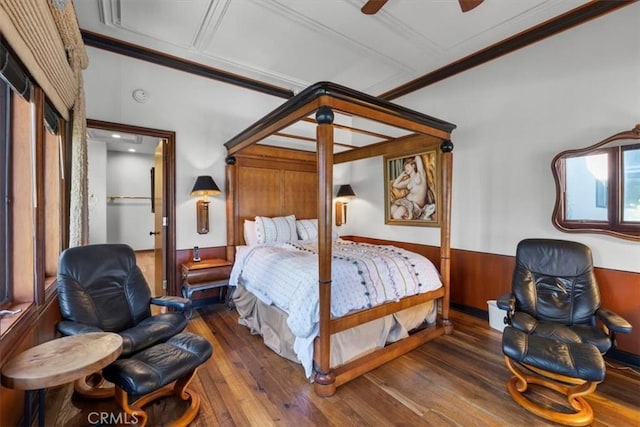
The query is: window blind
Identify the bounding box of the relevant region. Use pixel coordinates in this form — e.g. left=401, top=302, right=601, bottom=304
left=0, top=0, right=87, bottom=120
left=0, top=37, right=31, bottom=100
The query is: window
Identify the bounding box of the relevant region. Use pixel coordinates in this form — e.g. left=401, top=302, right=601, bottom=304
left=564, top=152, right=608, bottom=221
left=0, top=41, right=67, bottom=328
left=622, top=146, right=640, bottom=222
left=0, top=80, right=8, bottom=307
left=43, top=105, right=63, bottom=288
left=7, top=82, right=35, bottom=306
left=552, top=126, right=640, bottom=241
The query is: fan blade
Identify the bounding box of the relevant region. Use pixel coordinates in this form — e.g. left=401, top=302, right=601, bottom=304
left=459, top=0, right=484, bottom=13
left=361, top=0, right=389, bottom=15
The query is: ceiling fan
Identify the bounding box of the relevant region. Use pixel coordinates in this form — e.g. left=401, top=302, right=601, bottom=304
left=361, top=0, right=484, bottom=15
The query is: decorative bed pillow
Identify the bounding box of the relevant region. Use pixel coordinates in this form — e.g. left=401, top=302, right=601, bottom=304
left=296, top=219, right=340, bottom=241
left=243, top=220, right=258, bottom=246
left=296, top=219, right=318, bottom=240
left=254, top=215, right=297, bottom=244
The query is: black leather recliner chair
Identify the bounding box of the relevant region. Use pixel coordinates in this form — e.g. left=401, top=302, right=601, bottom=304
left=56, top=244, right=213, bottom=426
left=57, top=243, right=192, bottom=396
left=498, top=238, right=632, bottom=353
left=498, top=238, right=631, bottom=426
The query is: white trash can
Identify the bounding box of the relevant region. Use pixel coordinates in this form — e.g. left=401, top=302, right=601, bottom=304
left=487, top=300, right=507, bottom=332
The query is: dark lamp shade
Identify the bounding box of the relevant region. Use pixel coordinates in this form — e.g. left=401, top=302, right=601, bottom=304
left=336, top=184, right=356, bottom=198
left=191, top=175, right=221, bottom=197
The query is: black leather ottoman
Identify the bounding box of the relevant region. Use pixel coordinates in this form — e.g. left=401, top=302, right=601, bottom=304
left=103, top=332, right=213, bottom=427
left=502, top=327, right=605, bottom=426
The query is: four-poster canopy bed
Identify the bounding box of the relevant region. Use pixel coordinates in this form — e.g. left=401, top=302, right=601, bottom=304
left=223, top=81, right=456, bottom=396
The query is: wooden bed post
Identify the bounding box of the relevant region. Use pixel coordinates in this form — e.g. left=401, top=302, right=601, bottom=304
left=314, top=106, right=336, bottom=396
left=225, top=156, right=237, bottom=262
left=440, top=140, right=454, bottom=334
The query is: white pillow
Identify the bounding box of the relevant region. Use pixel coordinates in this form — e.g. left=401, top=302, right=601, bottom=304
left=296, top=219, right=340, bottom=241
left=254, top=215, right=297, bottom=244
left=243, top=220, right=258, bottom=246
left=296, top=219, right=318, bottom=240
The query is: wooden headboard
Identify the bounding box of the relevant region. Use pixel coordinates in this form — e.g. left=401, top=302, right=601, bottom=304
left=225, top=145, right=318, bottom=259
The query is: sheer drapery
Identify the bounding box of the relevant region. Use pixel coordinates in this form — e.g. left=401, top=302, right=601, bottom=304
left=0, top=0, right=89, bottom=246
left=49, top=0, right=89, bottom=246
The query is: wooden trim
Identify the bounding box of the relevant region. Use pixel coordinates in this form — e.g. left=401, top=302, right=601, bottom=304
left=80, top=30, right=294, bottom=99
left=379, top=0, right=636, bottom=100
left=224, top=83, right=456, bottom=154
left=228, top=144, right=317, bottom=164
left=79, top=2, right=634, bottom=108
left=330, top=288, right=445, bottom=334
left=326, top=97, right=452, bottom=140
left=86, top=119, right=178, bottom=296
left=226, top=100, right=321, bottom=155
left=333, top=323, right=445, bottom=388
left=33, top=87, right=45, bottom=305
left=273, top=131, right=358, bottom=149
left=333, top=133, right=441, bottom=164
left=300, top=117, right=394, bottom=140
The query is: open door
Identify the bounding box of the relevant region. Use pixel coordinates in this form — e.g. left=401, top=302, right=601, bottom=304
left=153, top=139, right=166, bottom=296
left=86, top=119, right=177, bottom=296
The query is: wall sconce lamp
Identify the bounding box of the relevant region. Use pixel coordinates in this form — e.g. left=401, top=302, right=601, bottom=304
left=191, top=175, right=221, bottom=234
left=335, top=184, right=356, bottom=226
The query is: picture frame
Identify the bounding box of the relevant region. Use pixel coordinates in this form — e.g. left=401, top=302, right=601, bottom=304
left=384, top=149, right=440, bottom=226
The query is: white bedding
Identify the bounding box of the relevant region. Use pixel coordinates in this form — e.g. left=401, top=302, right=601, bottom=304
left=230, top=240, right=441, bottom=337
left=230, top=240, right=442, bottom=378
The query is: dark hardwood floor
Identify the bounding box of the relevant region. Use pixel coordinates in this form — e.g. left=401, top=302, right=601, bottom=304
left=44, top=307, right=640, bottom=426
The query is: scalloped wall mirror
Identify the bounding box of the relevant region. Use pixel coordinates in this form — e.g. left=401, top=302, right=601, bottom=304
left=552, top=124, right=640, bottom=241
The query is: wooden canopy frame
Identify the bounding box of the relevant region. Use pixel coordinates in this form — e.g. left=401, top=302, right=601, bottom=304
left=224, top=81, right=456, bottom=396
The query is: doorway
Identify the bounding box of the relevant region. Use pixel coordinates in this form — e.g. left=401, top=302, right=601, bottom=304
left=86, top=119, right=176, bottom=296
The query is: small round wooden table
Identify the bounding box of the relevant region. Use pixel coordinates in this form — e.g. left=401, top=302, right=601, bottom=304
left=1, top=332, right=123, bottom=427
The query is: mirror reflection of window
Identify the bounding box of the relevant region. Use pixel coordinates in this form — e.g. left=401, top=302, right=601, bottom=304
left=565, top=153, right=608, bottom=221
left=551, top=125, right=640, bottom=241
left=623, top=146, right=640, bottom=222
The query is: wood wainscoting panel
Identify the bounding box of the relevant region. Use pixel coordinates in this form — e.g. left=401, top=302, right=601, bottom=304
left=449, top=248, right=515, bottom=310
left=595, top=268, right=640, bottom=355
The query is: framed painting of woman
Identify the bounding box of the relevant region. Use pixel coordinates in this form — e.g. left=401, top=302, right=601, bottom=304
left=384, top=149, right=440, bottom=226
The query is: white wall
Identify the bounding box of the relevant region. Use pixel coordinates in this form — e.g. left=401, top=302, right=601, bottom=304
left=83, top=51, right=283, bottom=250
left=82, top=5, right=639, bottom=272
left=87, top=140, right=107, bottom=243
left=347, top=5, right=640, bottom=272
left=105, top=151, right=155, bottom=250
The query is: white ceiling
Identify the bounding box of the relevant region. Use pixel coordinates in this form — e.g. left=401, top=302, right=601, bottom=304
left=87, top=127, right=160, bottom=154
left=74, top=0, right=590, bottom=97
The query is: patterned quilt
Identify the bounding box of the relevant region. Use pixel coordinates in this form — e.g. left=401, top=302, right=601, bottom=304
left=229, top=240, right=442, bottom=339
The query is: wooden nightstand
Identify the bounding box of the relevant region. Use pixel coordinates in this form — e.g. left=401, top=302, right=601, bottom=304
left=181, top=258, right=232, bottom=308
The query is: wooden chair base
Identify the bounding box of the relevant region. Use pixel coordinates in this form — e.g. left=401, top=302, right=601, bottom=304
left=73, top=372, right=114, bottom=399
left=113, top=369, right=200, bottom=427
left=504, top=356, right=600, bottom=427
